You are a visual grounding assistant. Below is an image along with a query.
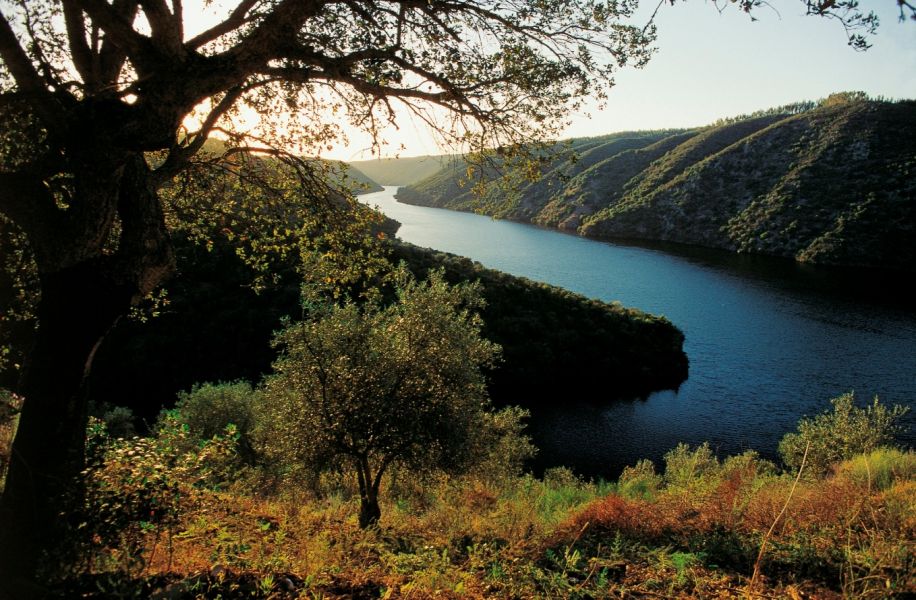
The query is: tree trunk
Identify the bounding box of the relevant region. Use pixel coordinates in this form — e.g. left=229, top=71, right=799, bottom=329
left=356, top=457, right=381, bottom=529
left=0, top=262, right=132, bottom=595
left=0, top=153, right=173, bottom=594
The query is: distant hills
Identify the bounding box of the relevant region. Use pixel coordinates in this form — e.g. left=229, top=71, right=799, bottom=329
left=349, top=154, right=454, bottom=186
left=394, top=95, right=916, bottom=271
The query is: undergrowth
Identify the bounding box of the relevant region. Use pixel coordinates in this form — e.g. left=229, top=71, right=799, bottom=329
left=2, top=392, right=911, bottom=598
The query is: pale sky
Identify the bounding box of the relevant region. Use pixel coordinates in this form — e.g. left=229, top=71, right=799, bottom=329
left=178, top=1, right=916, bottom=160
left=336, top=1, right=916, bottom=160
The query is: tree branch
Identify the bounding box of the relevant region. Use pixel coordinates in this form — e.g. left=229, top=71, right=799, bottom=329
left=222, top=0, right=324, bottom=65
left=75, top=0, right=157, bottom=74
left=186, top=0, right=258, bottom=48
left=0, top=9, right=43, bottom=93
left=151, top=85, right=244, bottom=185
left=0, top=8, right=61, bottom=127
left=98, top=0, right=140, bottom=82
left=138, top=0, right=183, bottom=55
left=61, top=1, right=98, bottom=86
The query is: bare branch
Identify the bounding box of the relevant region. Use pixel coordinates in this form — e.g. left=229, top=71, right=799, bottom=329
left=152, top=85, right=245, bottom=185
left=61, top=1, right=98, bottom=85
left=186, top=0, right=258, bottom=48
left=0, top=8, right=48, bottom=95
left=75, top=0, right=157, bottom=73
left=0, top=8, right=62, bottom=126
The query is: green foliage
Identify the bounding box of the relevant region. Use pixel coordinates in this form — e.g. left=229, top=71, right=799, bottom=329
left=468, top=406, right=538, bottom=482
left=0, top=214, right=37, bottom=381
left=162, top=155, right=392, bottom=299
left=834, top=448, right=916, bottom=491
left=91, top=403, right=138, bottom=440
left=167, top=381, right=261, bottom=464
left=258, top=266, right=506, bottom=525
left=618, top=459, right=662, bottom=500
left=663, top=442, right=720, bottom=491
left=55, top=415, right=240, bottom=580
left=778, top=393, right=909, bottom=476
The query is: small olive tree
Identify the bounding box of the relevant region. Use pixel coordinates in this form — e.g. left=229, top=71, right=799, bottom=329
left=259, top=267, right=500, bottom=527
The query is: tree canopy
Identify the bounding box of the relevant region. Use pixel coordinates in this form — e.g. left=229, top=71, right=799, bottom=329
left=259, top=267, right=501, bottom=527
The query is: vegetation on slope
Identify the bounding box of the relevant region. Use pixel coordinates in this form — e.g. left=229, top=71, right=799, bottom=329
left=3, top=387, right=910, bottom=599
left=2, top=215, right=686, bottom=425
left=342, top=164, right=384, bottom=194
left=394, top=131, right=681, bottom=218
left=399, top=94, right=916, bottom=270
left=58, top=237, right=685, bottom=426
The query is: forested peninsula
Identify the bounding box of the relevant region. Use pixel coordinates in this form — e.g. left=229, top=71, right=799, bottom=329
left=0, top=225, right=686, bottom=423
left=396, top=95, right=916, bottom=271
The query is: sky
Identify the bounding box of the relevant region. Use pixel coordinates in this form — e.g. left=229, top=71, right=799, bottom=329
left=334, top=1, right=916, bottom=160
left=178, top=1, right=916, bottom=161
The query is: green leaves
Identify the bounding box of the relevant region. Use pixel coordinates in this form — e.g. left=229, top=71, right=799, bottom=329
left=778, top=393, right=910, bottom=477
left=257, top=266, right=503, bottom=521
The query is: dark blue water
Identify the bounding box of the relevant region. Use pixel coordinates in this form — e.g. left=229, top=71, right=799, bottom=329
left=361, top=187, right=916, bottom=474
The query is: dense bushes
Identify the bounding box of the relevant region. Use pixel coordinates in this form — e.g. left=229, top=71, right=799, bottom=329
left=778, top=392, right=909, bottom=476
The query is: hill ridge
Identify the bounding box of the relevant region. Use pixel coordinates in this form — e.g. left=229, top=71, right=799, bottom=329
left=397, top=97, right=916, bottom=271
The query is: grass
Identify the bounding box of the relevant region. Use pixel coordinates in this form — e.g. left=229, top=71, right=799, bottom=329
left=43, top=440, right=915, bottom=598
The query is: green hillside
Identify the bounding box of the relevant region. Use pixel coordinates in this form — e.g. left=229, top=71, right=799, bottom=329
left=399, top=96, right=916, bottom=270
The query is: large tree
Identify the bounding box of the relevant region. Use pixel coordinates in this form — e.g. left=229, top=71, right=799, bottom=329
left=0, top=0, right=901, bottom=589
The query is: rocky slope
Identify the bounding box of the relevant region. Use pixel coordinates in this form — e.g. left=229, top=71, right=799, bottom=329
left=398, top=97, right=916, bottom=270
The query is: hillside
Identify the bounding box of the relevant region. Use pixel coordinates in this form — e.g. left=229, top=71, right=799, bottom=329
left=349, top=154, right=456, bottom=185
left=398, top=96, right=916, bottom=270
left=341, top=163, right=383, bottom=193
left=69, top=235, right=686, bottom=423
left=390, top=242, right=688, bottom=407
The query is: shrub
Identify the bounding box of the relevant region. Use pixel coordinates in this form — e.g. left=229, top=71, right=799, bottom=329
left=89, top=402, right=137, bottom=439
left=167, top=380, right=261, bottom=464
left=778, top=393, right=909, bottom=477
left=834, top=448, right=916, bottom=491
left=618, top=459, right=661, bottom=500
left=662, top=442, right=719, bottom=491
left=469, top=406, right=537, bottom=483
left=53, top=416, right=240, bottom=581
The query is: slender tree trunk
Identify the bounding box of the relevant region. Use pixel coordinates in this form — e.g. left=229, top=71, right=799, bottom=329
left=356, top=456, right=381, bottom=529
left=0, top=262, right=132, bottom=596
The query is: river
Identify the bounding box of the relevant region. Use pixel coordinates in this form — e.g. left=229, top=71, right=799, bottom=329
left=360, top=187, right=916, bottom=475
